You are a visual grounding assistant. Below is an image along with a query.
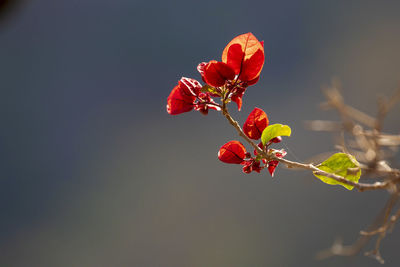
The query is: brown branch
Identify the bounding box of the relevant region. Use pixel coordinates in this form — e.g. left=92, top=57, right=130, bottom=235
left=221, top=103, right=398, bottom=192
left=275, top=156, right=399, bottom=192
left=221, top=103, right=265, bottom=156
left=219, top=82, right=400, bottom=262
left=310, top=83, right=400, bottom=263
left=362, top=188, right=400, bottom=263
left=316, top=192, right=399, bottom=262
left=321, top=85, right=376, bottom=128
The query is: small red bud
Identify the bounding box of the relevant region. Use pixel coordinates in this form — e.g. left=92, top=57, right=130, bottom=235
left=242, top=164, right=252, bottom=174
left=267, top=160, right=279, bottom=177
left=198, top=108, right=209, bottom=115
left=275, top=149, right=287, bottom=158
left=270, top=136, right=282, bottom=143
left=252, top=161, right=261, bottom=173
left=243, top=160, right=253, bottom=166
left=195, top=103, right=209, bottom=115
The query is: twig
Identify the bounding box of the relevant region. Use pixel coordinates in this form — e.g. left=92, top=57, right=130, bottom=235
left=311, top=83, right=400, bottom=263
left=221, top=103, right=265, bottom=156
left=219, top=81, right=400, bottom=262
left=220, top=104, right=398, bottom=192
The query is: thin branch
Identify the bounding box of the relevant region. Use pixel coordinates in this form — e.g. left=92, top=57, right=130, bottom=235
left=220, top=82, right=400, bottom=262
left=311, top=83, right=400, bottom=263
left=321, top=86, right=376, bottom=128
left=274, top=156, right=398, bottom=192
left=316, top=190, right=400, bottom=262
left=221, top=103, right=398, bottom=192
left=221, top=103, right=265, bottom=156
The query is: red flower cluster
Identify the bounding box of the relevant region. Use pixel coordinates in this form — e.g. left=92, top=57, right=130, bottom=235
left=166, top=33, right=265, bottom=114
left=166, top=77, right=220, bottom=115
left=167, top=33, right=288, bottom=177
left=217, top=108, right=287, bottom=176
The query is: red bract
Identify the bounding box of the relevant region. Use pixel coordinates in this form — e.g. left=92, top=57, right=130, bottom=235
left=167, top=77, right=220, bottom=115
left=167, top=77, right=201, bottom=115
left=243, top=107, right=269, bottom=140
left=267, top=161, right=279, bottom=177
left=230, top=86, right=245, bottom=111
left=242, top=164, right=252, bottom=174
left=194, top=92, right=220, bottom=115
left=267, top=149, right=287, bottom=177
left=193, top=33, right=265, bottom=111
left=270, top=136, right=282, bottom=143
left=203, top=60, right=235, bottom=87
left=242, top=158, right=263, bottom=174
left=197, top=62, right=207, bottom=83
left=218, top=140, right=246, bottom=164
left=222, top=32, right=264, bottom=83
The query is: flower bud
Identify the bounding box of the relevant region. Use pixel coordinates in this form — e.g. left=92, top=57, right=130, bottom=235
left=270, top=136, right=282, bottom=143
left=242, top=164, right=252, bottom=174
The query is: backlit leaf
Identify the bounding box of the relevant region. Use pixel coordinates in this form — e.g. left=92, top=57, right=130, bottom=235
left=261, top=124, right=291, bottom=145
left=313, top=153, right=361, bottom=190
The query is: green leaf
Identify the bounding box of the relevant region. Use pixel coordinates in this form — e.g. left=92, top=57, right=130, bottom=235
left=261, top=124, right=291, bottom=145
left=313, top=153, right=361, bottom=190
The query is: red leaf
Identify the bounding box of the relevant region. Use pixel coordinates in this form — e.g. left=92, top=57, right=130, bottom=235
left=218, top=140, right=246, bottom=164
left=203, top=60, right=235, bottom=87
left=221, top=33, right=264, bottom=82
left=243, top=107, right=269, bottom=140
left=166, top=77, right=200, bottom=115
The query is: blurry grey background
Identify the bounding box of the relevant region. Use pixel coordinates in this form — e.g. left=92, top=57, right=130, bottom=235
left=1, top=0, right=400, bottom=266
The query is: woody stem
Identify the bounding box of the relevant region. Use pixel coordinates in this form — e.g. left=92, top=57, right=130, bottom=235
left=221, top=105, right=398, bottom=192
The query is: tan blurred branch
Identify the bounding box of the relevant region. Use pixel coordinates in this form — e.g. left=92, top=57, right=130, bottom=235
left=220, top=79, right=400, bottom=263
left=308, top=81, right=400, bottom=263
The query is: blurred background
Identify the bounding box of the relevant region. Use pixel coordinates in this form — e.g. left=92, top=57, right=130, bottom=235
left=1, top=0, right=400, bottom=266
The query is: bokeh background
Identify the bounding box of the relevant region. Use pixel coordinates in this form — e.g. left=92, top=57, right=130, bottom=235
left=1, top=0, right=400, bottom=266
